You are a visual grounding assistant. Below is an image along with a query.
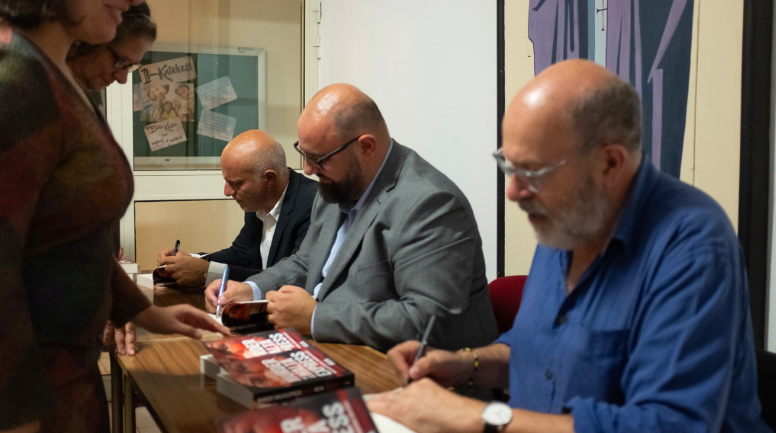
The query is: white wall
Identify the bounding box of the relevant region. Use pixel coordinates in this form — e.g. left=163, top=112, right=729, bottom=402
left=317, top=1, right=498, bottom=281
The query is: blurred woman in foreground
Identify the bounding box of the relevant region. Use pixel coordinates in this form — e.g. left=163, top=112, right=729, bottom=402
left=0, top=1, right=228, bottom=432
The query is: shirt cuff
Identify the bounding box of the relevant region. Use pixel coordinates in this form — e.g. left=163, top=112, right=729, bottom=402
left=245, top=281, right=263, bottom=300
left=206, top=261, right=227, bottom=287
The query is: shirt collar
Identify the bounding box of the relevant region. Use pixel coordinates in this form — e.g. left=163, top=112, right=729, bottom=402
left=256, top=182, right=289, bottom=222
left=608, top=152, right=660, bottom=257
left=339, top=139, right=395, bottom=215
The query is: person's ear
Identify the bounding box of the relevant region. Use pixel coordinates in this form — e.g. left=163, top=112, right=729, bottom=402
left=599, top=143, right=628, bottom=189
left=263, top=170, right=277, bottom=186
left=356, top=134, right=377, bottom=160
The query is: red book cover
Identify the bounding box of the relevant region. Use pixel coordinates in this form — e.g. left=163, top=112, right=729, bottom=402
left=203, top=329, right=309, bottom=362
left=217, top=345, right=355, bottom=404
left=220, top=301, right=274, bottom=334
left=204, top=329, right=355, bottom=406
left=215, top=387, right=378, bottom=433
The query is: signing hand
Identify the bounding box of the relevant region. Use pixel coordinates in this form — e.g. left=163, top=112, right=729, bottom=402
left=387, top=340, right=473, bottom=387
left=102, top=320, right=138, bottom=355
left=204, top=279, right=253, bottom=313
left=158, top=253, right=209, bottom=287
left=266, top=285, right=316, bottom=335
left=367, top=378, right=486, bottom=433
left=132, top=304, right=230, bottom=339
left=156, top=247, right=181, bottom=266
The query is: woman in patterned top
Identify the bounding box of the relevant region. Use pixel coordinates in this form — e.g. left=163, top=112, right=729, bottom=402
left=0, top=1, right=230, bottom=432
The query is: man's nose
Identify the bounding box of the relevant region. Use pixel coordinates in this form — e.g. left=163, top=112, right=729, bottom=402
left=114, top=69, right=129, bottom=85
left=224, top=183, right=235, bottom=197
left=506, top=174, right=534, bottom=202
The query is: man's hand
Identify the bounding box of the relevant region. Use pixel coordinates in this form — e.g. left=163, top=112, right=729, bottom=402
left=387, top=341, right=473, bottom=386
left=158, top=253, right=209, bottom=287
left=266, top=286, right=317, bottom=335
left=157, top=247, right=178, bottom=266
left=367, top=378, right=486, bottom=433
left=204, top=279, right=253, bottom=313
left=102, top=320, right=138, bottom=355
left=132, top=304, right=230, bottom=339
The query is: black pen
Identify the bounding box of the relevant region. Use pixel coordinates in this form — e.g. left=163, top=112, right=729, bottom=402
left=408, top=315, right=436, bottom=384
left=172, top=239, right=180, bottom=256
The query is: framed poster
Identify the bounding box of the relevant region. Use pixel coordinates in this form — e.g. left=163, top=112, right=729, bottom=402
left=130, top=44, right=266, bottom=170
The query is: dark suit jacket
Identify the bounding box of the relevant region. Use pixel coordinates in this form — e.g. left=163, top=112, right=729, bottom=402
left=208, top=169, right=317, bottom=282
left=247, top=142, right=498, bottom=352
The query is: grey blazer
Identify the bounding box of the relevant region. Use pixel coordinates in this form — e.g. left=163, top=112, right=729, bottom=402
left=247, top=141, right=498, bottom=352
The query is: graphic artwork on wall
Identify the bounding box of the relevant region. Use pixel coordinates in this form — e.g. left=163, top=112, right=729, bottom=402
left=529, top=0, right=694, bottom=178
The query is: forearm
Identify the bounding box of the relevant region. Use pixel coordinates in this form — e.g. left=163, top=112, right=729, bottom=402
left=465, top=343, right=511, bottom=389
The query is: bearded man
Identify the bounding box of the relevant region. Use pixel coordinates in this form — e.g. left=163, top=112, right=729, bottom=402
left=204, top=83, right=498, bottom=353
left=366, top=60, right=769, bottom=433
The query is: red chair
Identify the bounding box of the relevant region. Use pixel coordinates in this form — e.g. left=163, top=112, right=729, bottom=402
left=488, top=275, right=527, bottom=334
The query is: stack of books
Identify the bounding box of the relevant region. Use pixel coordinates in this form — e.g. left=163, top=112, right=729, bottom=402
left=201, top=329, right=355, bottom=408
left=214, top=387, right=379, bottom=433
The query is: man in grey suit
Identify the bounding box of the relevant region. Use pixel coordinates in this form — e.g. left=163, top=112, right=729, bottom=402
left=206, top=84, right=497, bottom=353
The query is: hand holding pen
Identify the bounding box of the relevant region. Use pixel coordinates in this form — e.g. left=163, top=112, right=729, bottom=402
left=215, top=265, right=229, bottom=318
left=407, top=315, right=436, bottom=384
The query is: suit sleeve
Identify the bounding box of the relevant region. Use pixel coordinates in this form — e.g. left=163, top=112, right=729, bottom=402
left=311, top=190, right=483, bottom=352
left=244, top=195, right=324, bottom=295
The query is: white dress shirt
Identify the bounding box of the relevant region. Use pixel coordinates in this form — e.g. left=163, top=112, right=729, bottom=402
left=205, top=185, right=288, bottom=286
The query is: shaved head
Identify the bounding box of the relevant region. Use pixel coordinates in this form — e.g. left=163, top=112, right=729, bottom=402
left=299, top=83, right=390, bottom=148
left=297, top=84, right=392, bottom=205
left=221, top=130, right=288, bottom=213
left=222, top=129, right=286, bottom=178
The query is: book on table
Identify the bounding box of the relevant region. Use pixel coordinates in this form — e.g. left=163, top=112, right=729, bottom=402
left=220, top=300, right=273, bottom=334
left=215, top=387, right=378, bottom=433
left=203, top=329, right=355, bottom=407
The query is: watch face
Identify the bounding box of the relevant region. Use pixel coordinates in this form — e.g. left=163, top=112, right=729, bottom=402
left=483, top=402, right=513, bottom=426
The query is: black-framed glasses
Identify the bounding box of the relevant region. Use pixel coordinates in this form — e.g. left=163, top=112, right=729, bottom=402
left=294, top=135, right=360, bottom=169
left=106, top=45, right=142, bottom=72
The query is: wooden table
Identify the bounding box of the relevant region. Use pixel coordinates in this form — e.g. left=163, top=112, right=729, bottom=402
left=111, top=285, right=402, bottom=433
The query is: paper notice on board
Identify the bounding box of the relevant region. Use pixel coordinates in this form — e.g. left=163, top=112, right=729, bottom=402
left=145, top=118, right=187, bottom=151
left=196, top=76, right=237, bottom=110
left=197, top=110, right=237, bottom=142
left=138, top=56, right=196, bottom=85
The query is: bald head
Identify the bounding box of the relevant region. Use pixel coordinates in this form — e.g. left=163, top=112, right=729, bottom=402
left=505, top=59, right=641, bottom=155
left=299, top=83, right=390, bottom=148
left=221, top=130, right=288, bottom=213
left=222, top=129, right=286, bottom=179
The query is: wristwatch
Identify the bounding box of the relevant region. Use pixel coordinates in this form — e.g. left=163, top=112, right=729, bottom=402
left=482, top=401, right=513, bottom=432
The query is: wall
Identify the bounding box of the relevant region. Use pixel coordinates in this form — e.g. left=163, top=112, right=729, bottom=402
left=317, top=1, right=499, bottom=282
left=504, top=1, right=744, bottom=277
left=135, top=200, right=244, bottom=271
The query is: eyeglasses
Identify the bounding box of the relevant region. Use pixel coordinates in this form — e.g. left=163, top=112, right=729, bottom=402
left=492, top=147, right=572, bottom=194
left=106, top=45, right=142, bottom=72
left=294, top=136, right=360, bottom=169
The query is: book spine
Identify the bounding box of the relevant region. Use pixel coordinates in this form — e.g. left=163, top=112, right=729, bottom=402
left=252, top=373, right=355, bottom=405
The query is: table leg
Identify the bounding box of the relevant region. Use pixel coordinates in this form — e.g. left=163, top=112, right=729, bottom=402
left=123, top=370, right=136, bottom=433
left=109, top=351, right=123, bottom=433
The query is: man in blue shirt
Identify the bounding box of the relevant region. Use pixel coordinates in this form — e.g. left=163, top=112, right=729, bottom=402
left=367, top=59, right=770, bottom=432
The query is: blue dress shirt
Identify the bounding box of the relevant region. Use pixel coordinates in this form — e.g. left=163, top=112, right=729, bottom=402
left=496, top=156, right=770, bottom=432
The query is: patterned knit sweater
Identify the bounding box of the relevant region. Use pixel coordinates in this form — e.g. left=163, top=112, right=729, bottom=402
left=0, top=28, right=151, bottom=429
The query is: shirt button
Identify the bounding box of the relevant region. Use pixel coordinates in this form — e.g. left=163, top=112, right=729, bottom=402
left=557, top=315, right=567, bottom=325
left=545, top=369, right=553, bottom=380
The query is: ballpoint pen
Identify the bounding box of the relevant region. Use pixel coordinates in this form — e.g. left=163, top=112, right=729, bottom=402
left=172, top=239, right=180, bottom=256
left=408, top=315, right=436, bottom=384
left=215, top=265, right=229, bottom=318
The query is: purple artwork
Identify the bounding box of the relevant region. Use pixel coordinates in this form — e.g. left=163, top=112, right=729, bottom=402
left=528, top=0, right=694, bottom=178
